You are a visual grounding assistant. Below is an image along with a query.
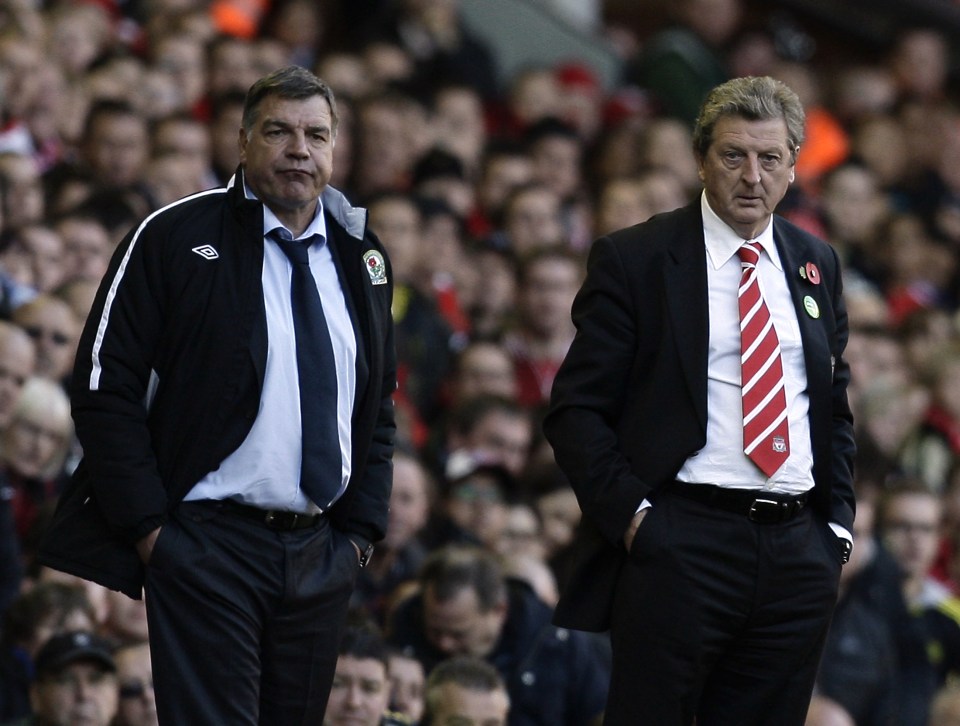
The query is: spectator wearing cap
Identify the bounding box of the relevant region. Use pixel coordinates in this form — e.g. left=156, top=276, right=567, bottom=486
left=442, top=461, right=513, bottom=552
left=14, top=631, right=118, bottom=726
left=0, top=583, right=98, bottom=724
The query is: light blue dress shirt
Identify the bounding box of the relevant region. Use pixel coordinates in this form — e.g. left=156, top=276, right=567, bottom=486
left=185, top=186, right=357, bottom=513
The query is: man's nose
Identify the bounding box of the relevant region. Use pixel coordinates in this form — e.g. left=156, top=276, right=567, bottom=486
left=286, top=130, right=309, bottom=156
left=742, top=156, right=762, bottom=184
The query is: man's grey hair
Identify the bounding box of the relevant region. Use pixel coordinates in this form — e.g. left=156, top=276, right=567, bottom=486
left=692, top=76, right=805, bottom=164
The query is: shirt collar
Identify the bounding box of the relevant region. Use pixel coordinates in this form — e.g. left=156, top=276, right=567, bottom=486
left=700, top=191, right=781, bottom=271
left=243, top=177, right=328, bottom=243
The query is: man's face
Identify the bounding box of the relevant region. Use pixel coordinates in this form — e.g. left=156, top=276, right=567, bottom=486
left=30, top=662, right=118, bottom=726
left=464, top=411, right=532, bottom=477
left=455, top=346, right=516, bottom=403
left=387, top=654, right=425, bottom=723
left=57, top=218, right=111, bottom=284
left=323, top=655, right=390, bottom=726
left=882, top=492, right=942, bottom=582
left=14, top=299, right=78, bottom=381
left=239, top=94, right=334, bottom=226
left=422, top=585, right=505, bottom=659
left=429, top=683, right=510, bottom=726
left=385, top=457, right=430, bottom=549
left=698, top=115, right=795, bottom=240
left=86, top=114, right=150, bottom=188
left=114, top=644, right=157, bottom=726
left=0, top=330, right=34, bottom=430
left=519, top=257, right=580, bottom=336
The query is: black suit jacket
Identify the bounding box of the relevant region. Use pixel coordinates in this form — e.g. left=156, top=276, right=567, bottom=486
left=542, top=201, right=855, bottom=632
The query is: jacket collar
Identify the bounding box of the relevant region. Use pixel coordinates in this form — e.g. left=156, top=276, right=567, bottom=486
left=226, top=167, right=368, bottom=241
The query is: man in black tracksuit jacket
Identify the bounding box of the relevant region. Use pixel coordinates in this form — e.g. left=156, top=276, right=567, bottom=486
left=39, top=67, right=396, bottom=725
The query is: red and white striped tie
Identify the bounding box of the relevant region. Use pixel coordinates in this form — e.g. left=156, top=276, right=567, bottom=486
left=737, top=241, right=790, bottom=477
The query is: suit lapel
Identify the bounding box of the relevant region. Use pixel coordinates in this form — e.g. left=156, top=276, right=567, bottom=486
left=326, top=218, right=372, bottom=403
left=773, top=223, right=829, bottom=399
left=664, top=205, right=710, bottom=431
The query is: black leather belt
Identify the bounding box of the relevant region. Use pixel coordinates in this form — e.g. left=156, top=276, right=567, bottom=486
left=218, top=499, right=322, bottom=531
left=667, top=482, right=808, bottom=524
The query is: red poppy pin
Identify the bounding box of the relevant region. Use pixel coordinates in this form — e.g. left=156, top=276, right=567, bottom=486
left=804, top=262, right=821, bottom=285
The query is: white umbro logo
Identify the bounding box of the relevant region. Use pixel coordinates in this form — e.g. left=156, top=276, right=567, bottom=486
left=192, top=245, right=219, bottom=260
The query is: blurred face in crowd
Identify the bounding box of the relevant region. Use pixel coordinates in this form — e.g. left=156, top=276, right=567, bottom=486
left=84, top=111, right=150, bottom=189
left=446, top=471, right=508, bottom=549
left=30, top=662, right=118, bottom=726
left=509, top=69, right=561, bottom=127
left=385, top=455, right=431, bottom=550
left=104, top=590, right=150, bottom=645
left=496, top=504, right=544, bottom=561
left=536, top=487, right=581, bottom=556
left=324, top=655, right=390, bottom=726
left=152, top=35, right=206, bottom=107
left=367, top=196, right=421, bottom=283
left=207, top=38, right=256, bottom=97
left=697, top=114, right=795, bottom=241
left=454, top=344, right=517, bottom=404
left=458, top=410, right=532, bottom=477
left=3, top=379, right=72, bottom=479
left=114, top=643, right=157, bottom=726
left=422, top=584, right=506, bottom=659
left=881, top=491, right=942, bottom=584
left=530, top=134, right=582, bottom=201
left=434, top=86, right=486, bottom=173
left=19, top=225, right=66, bottom=293
left=479, top=153, right=533, bottom=216
left=0, top=324, right=35, bottom=430
left=388, top=652, right=425, bottom=723
left=240, top=93, right=335, bottom=234
left=0, top=153, right=45, bottom=229
left=821, top=165, right=887, bottom=244
left=57, top=216, right=112, bottom=284
left=518, top=256, right=580, bottom=339
left=12, top=297, right=80, bottom=382
left=428, top=682, right=510, bottom=726
left=504, top=186, right=564, bottom=256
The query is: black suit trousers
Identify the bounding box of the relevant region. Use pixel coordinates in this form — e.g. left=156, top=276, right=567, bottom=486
left=604, top=491, right=842, bottom=726
left=144, top=500, right=359, bottom=725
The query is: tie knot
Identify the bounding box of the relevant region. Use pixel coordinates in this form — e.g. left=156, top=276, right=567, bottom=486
left=737, top=241, right=762, bottom=267
left=271, top=230, right=315, bottom=266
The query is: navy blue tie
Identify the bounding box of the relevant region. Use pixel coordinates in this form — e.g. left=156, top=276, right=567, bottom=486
left=271, top=231, right=341, bottom=508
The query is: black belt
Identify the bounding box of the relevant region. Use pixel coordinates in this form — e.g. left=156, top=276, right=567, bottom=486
left=217, top=499, right=323, bottom=531
left=667, top=482, right=808, bottom=524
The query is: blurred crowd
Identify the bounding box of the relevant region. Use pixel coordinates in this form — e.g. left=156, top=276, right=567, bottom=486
left=3, top=0, right=960, bottom=724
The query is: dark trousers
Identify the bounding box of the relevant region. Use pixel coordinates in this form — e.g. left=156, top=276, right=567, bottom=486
left=604, top=491, right=842, bottom=725
left=144, top=500, right=358, bottom=726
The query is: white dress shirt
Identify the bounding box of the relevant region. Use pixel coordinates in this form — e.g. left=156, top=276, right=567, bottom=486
left=674, top=192, right=814, bottom=493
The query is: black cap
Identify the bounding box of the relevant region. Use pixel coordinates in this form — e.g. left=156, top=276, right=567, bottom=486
left=34, top=631, right=116, bottom=676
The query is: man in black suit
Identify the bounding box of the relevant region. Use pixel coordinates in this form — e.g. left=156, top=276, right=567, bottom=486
left=543, top=76, right=855, bottom=725
left=39, top=66, right=396, bottom=725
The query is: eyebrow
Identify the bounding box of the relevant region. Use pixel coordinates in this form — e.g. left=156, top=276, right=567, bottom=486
left=262, top=118, right=331, bottom=136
